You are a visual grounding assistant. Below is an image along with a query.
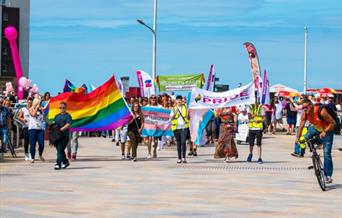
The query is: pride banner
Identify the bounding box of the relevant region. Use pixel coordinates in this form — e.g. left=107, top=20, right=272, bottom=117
left=261, top=70, right=270, bottom=105
left=189, top=83, right=255, bottom=109
left=47, top=76, right=133, bottom=132
left=205, top=64, right=215, bottom=92
left=157, top=74, right=204, bottom=91
left=137, top=70, right=155, bottom=97
left=141, top=106, right=173, bottom=137
left=244, top=42, right=261, bottom=90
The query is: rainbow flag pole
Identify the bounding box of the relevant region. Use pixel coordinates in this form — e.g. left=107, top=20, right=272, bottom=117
left=47, top=76, right=133, bottom=132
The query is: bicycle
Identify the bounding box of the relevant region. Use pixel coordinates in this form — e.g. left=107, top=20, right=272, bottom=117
left=301, top=136, right=326, bottom=191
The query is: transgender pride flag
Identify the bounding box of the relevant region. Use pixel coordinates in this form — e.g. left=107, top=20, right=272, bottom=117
left=141, top=106, right=174, bottom=137
left=189, top=109, right=213, bottom=146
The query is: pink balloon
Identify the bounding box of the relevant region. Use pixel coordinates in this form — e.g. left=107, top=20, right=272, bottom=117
left=27, top=79, right=32, bottom=87
left=4, top=26, right=18, bottom=41
left=18, top=87, right=23, bottom=92
left=19, top=77, right=28, bottom=88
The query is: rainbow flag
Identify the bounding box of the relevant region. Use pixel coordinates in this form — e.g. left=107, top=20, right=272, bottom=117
left=63, top=80, right=87, bottom=94
left=48, top=76, right=133, bottom=132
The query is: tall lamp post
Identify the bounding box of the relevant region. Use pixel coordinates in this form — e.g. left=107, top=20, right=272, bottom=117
left=303, top=26, right=308, bottom=94
left=137, top=0, right=157, bottom=82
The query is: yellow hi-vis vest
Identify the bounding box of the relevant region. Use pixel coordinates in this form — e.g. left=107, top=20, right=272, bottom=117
left=248, top=104, right=263, bottom=129
left=171, top=105, right=189, bottom=131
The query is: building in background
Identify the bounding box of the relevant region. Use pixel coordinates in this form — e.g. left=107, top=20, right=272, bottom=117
left=0, top=0, right=30, bottom=92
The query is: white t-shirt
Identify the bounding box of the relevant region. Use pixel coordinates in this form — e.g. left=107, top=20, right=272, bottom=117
left=275, top=103, right=283, bottom=120
left=29, top=110, right=44, bottom=130
left=21, top=107, right=30, bottom=128
left=170, top=106, right=186, bottom=129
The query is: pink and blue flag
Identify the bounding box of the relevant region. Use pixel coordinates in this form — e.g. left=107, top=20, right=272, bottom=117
left=141, top=106, right=173, bottom=137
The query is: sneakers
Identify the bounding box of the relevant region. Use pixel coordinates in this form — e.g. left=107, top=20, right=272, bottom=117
left=24, top=153, right=29, bottom=161
left=132, top=157, right=137, bottom=162
left=247, top=154, right=253, bottom=162
left=325, top=176, right=333, bottom=184
left=182, top=159, right=187, bottom=164
left=54, top=164, right=61, bottom=170
left=224, top=157, right=229, bottom=163
left=62, top=162, right=70, bottom=169
left=126, top=154, right=131, bottom=160
left=291, top=152, right=300, bottom=157
left=121, top=155, right=125, bottom=160
left=147, top=154, right=152, bottom=159
left=257, top=158, right=263, bottom=164
left=193, top=150, right=197, bottom=157
left=188, top=150, right=193, bottom=156
left=177, top=159, right=182, bottom=164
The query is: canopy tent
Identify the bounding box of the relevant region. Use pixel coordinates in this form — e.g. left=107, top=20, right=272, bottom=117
left=270, top=84, right=298, bottom=93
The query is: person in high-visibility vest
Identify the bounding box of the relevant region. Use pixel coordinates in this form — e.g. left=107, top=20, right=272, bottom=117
left=170, top=95, right=190, bottom=164
left=247, top=103, right=265, bottom=164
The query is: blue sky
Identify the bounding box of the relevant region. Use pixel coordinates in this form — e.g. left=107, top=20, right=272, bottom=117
left=29, top=0, right=342, bottom=95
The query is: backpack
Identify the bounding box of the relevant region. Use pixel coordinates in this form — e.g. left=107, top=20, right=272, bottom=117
left=318, top=104, right=341, bottom=135
left=49, top=123, right=62, bottom=145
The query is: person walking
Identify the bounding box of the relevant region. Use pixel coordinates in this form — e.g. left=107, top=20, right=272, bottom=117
left=170, top=95, right=190, bottom=164
left=214, top=107, right=238, bottom=162
left=28, top=97, right=46, bottom=163
left=66, top=131, right=79, bottom=160
left=285, top=98, right=297, bottom=135
left=127, top=102, right=144, bottom=162
left=18, top=97, right=33, bottom=161
left=247, top=103, right=265, bottom=164
left=53, top=102, right=72, bottom=170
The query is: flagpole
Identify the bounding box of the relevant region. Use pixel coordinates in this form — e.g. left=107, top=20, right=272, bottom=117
left=303, top=26, right=308, bottom=95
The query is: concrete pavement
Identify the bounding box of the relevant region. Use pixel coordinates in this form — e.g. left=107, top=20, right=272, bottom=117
left=1, top=134, right=341, bottom=218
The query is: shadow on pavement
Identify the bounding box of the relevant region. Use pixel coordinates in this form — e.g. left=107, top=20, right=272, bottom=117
left=327, top=184, right=342, bottom=191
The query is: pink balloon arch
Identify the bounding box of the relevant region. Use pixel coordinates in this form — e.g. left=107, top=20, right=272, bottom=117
left=4, top=26, right=24, bottom=99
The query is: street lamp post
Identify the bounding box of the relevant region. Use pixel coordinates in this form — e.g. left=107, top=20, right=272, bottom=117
left=137, top=0, right=157, bottom=82
left=303, top=26, right=308, bottom=94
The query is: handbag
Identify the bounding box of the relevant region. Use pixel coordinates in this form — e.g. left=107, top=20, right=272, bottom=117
left=49, top=123, right=62, bottom=145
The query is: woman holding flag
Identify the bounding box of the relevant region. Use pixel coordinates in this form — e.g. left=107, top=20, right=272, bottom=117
left=127, top=101, right=144, bottom=162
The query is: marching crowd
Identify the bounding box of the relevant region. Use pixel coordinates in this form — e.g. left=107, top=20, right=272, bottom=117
left=0, top=91, right=341, bottom=183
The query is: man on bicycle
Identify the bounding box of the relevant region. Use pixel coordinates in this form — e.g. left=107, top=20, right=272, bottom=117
left=296, top=98, right=336, bottom=184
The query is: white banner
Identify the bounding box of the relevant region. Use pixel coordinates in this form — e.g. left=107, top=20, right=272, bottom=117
left=189, top=83, right=255, bottom=109
left=137, top=70, right=155, bottom=98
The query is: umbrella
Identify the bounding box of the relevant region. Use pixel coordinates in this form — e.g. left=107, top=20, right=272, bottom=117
left=275, top=90, right=290, bottom=97
left=319, top=88, right=336, bottom=94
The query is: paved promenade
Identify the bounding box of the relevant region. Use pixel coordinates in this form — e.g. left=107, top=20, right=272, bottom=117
left=1, top=134, right=341, bottom=218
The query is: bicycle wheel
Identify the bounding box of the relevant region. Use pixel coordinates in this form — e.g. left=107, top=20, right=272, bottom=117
left=312, top=154, right=326, bottom=191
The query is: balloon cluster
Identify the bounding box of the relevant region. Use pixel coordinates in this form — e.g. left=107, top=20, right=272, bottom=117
left=18, top=76, right=39, bottom=96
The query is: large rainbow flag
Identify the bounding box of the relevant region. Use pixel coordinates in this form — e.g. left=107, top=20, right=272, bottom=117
left=47, top=76, right=133, bottom=132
